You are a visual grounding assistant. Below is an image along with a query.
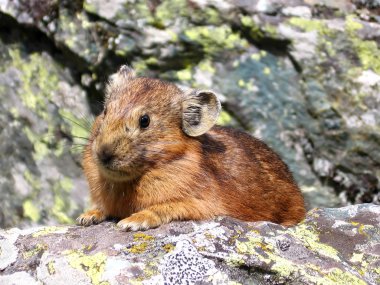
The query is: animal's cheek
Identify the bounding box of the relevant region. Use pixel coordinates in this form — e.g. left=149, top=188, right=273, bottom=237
left=91, top=140, right=97, bottom=154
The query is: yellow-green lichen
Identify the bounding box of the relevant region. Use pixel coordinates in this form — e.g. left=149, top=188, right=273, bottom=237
left=217, top=111, right=233, bottom=126
left=200, top=8, right=221, bottom=25
left=133, top=233, right=154, bottom=241
left=176, top=67, right=193, bottom=81
left=60, top=177, right=74, bottom=192
left=129, top=260, right=159, bottom=284
left=53, top=140, right=65, bottom=157
left=251, top=53, right=261, bottom=61
left=226, top=253, right=246, bottom=267
left=153, top=0, right=187, bottom=27
left=353, top=39, right=380, bottom=74
left=240, top=15, right=254, bottom=27
left=204, top=232, right=215, bottom=239
left=133, top=60, right=149, bottom=74
left=128, top=242, right=149, bottom=254
left=58, top=11, right=94, bottom=54
left=32, top=226, right=67, bottom=238
left=345, top=15, right=380, bottom=74
left=83, top=244, right=95, bottom=252
left=9, top=49, right=59, bottom=118
left=129, top=279, right=144, bottom=285
left=288, top=223, right=340, bottom=261
left=374, top=267, right=380, bottom=283
left=237, top=78, right=256, bottom=91
left=197, top=246, right=206, bottom=252
left=65, top=250, right=109, bottom=285
left=8, top=48, right=64, bottom=161
left=83, top=0, right=97, bottom=14
left=326, top=268, right=366, bottom=285
left=238, top=236, right=273, bottom=253
left=184, top=25, right=248, bottom=54
left=51, top=178, right=74, bottom=224
left=10, top=107, right=19, bottom=118
left=232, top=60, right=240, bottom=67
left=162, top=243, right=175, bottom=252
left=52, top=195, right=73, bottom=224
left=22, top=200, right=40, bottom=222
left=23, top=170, right=40, bottom=190
left=288, top=18, right=339, bottom=56
left=350, top=222, right=373, bottom=237
left=235, top=233, right=365, bottom=284
left=251, top=50, right=268, bottom=61
left=47, top=261, right=56, bottom=275
left=142, top=260, right=158, bottom=279
left=240, top=15, right=264, bottom=41
left=288, top=18, right=334, bottom=37
left=145, top=57, right=159, bottom=66
left=198, top=59, right=216, bottom=74
left=23, top=127, right=50, bottom=161
left=345, top=15, right=363, bottom=33
left=264, top=24, right=278, bottom=37
left=23, top=244, right=47, bottom=259
left=350, top=252, right=364, bottom=263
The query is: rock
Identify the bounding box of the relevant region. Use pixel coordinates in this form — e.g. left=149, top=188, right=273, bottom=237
left=1, top=204, right=379, bottom=284
left=1, top=0, right=380, bottom=229
left=0, top=24, right=90, bottom=228
left=354, top=0, right=380, bottom=9
left=281, top=6, right=312, bottom=18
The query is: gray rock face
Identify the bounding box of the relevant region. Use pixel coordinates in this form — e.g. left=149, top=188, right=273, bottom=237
left=1, top=204, right=379, bottom=284
left=0, top=23, right=90, bottom=228
left=0, top=0, right=379, bottom=229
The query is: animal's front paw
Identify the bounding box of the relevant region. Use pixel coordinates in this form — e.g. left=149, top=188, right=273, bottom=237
left=76, top=209, right=106, bottom=226
left=117, top=210, right=162, bottom=231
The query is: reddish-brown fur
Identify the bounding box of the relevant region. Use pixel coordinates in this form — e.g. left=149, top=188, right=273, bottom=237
left=77, top=69, right=306, bottom=231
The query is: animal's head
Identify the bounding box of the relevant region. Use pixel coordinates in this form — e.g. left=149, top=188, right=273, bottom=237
left=91, top=65, right=221, bottom=181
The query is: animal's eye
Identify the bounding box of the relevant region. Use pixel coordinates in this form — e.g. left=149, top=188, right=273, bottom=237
left=139, top=114, right=150, bottom=129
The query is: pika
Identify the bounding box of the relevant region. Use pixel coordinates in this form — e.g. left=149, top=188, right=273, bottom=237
left=77, top=66, right=306, bottom=231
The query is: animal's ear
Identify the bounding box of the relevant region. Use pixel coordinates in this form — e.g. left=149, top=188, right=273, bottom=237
left=116, top=65, right=136, bottom=80
left=182, top=90, right=221, bottom=137
left=106, top=65, right=136, bottom=101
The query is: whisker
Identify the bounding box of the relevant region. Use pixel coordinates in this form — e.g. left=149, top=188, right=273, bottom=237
left=69, top=142, right=88, bottom=146
left=61, top=114, right=91, bottom=132
left=75, top=113, right=95, bottom=129
left=70, top=135, right=90, bottom=141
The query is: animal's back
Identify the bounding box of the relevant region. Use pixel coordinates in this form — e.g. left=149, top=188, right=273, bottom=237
left=200, top=126, right=306, bottom=225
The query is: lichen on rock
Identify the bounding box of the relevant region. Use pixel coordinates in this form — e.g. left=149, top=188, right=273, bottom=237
left=1, top=204, right=380, bottom=284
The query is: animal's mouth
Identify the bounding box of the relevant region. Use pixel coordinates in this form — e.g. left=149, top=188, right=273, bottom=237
left=98, top=163, right=136, bottom=182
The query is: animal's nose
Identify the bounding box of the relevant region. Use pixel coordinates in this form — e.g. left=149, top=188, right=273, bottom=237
left=97, top=146, right=114, bottom=165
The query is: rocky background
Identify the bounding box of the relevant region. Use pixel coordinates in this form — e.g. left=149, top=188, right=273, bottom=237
left=0, top=0, right=380, bottom=229
left=1, top=204, right=380, bottom=284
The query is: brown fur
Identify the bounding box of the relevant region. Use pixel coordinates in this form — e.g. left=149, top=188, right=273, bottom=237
left=77, top=69, right=306, bottom=231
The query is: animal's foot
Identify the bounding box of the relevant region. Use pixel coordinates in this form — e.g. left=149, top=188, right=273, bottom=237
left=117, top=210, right=162, bottom=231
left=76, top=209, right=106, bottom=226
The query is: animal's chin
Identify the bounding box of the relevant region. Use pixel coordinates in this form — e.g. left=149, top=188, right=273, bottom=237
left=98, top=165, right=137, bottom=182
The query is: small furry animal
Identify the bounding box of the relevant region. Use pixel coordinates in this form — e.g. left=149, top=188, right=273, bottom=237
left=77, top=66, right=306, bottom=231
